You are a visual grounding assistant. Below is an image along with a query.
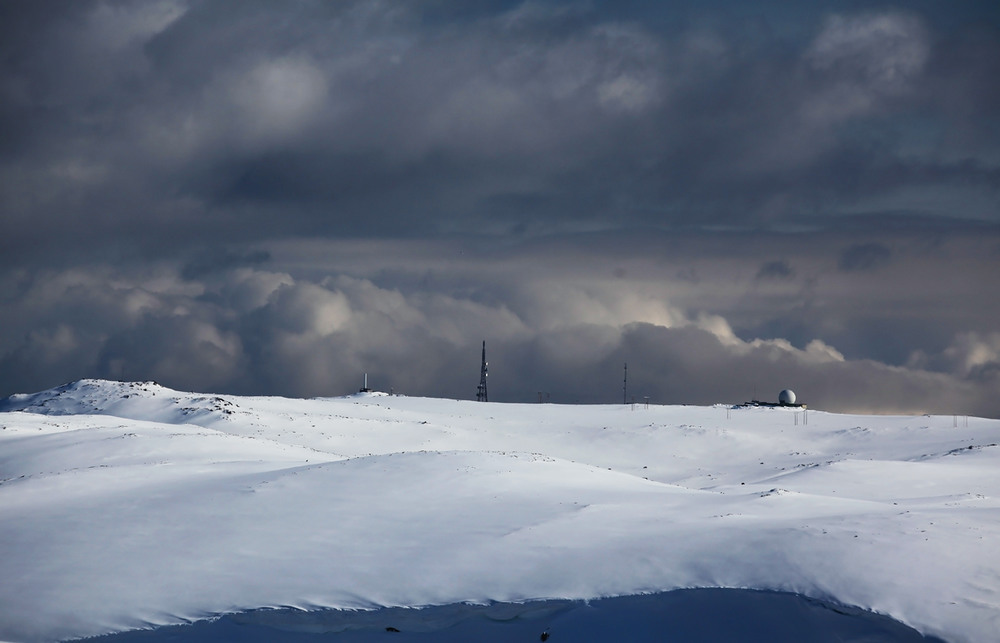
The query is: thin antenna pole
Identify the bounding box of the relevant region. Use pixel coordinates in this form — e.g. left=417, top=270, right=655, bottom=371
left=623, top=362, right=628, bottom=405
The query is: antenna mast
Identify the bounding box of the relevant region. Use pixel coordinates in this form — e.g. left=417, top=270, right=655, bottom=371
left=623, top=362, right=628, bottom=404
left=477, top=341, right=488, bottom=402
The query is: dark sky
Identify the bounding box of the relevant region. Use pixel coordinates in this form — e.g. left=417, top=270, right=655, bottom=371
left=2, top=0, right=998, bottom=416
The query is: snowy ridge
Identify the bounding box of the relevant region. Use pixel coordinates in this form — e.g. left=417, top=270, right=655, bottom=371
left=0, top=380, right=242, bottom=424
left=1, top=380, right=999, bottom=642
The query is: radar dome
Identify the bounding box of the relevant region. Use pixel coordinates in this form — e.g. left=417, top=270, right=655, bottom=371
left=778, top=389, right=796, bottom=405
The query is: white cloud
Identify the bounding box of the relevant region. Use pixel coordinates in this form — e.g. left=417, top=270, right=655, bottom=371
left=806, top=12, right=929, bottom=90
left=224, top=57, right=330, bottom=149
left=940, top=332, right=1000, bottom=378
left=85, top=0, right=187, bottom=51
left=803, top=339, right=846, bottom=363
left=266, top=282, right=352, bottom=337
left=597, top=74, right=656, bottom=112
left=220, top=268, right=295, bottom=313
left=801, top=11, right=930, bottom=126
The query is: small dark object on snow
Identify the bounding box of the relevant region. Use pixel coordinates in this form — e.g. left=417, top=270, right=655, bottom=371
left=386, top=626, right=400, bottom=632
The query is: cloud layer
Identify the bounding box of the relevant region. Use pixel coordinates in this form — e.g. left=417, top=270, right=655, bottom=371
left=0, top=1, right=997, bottom=415
left=1, top=227, right=997, bottom=416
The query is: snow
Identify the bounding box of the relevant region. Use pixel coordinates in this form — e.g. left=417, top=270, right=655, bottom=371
left=1, top=379, right=998, bottom=642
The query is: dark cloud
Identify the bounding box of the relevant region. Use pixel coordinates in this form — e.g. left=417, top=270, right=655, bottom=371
left=0, top=1, right=998, bottom=416
left=838, top=243, right=892, bottom=271
left=181, top=248, right=271, bottom=280
left=3, top=2, right=998, bottom=253
left=756, top=259, right=794, bottom=280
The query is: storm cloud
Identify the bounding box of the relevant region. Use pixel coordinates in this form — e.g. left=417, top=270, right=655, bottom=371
left=1, top=1, right=998, bottom=416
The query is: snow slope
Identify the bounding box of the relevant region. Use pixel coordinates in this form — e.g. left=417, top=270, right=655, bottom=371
left=1, top=380, right=998, bottom=642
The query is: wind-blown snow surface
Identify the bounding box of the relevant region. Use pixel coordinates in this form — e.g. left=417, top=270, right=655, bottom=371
left=0, top=380, right=998, bottom=642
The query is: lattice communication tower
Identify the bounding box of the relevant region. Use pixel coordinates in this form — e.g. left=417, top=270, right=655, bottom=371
left=477, top=341, right=488, bottom=402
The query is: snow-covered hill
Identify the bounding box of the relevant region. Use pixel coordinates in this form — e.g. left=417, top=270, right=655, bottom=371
left=1, top=380, right=998, bottom=642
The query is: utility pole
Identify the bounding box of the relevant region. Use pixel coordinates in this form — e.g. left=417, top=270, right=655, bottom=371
left=477, top=341, right=488, bottom=402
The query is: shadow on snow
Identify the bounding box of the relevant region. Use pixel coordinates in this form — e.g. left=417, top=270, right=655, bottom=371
left=86, top=588, right=946, bottom=642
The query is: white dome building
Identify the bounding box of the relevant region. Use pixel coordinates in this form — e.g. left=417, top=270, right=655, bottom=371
left=778, top=389, right=796, bottom=406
